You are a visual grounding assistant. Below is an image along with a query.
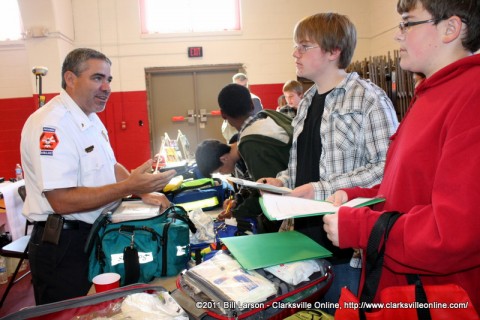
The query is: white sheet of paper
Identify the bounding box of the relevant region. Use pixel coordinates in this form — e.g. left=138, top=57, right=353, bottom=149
left=226, top=177, right=292, bottom=194
left=260, top=193, right=383, bottom=220
left=111, top=200, right=160, bottom=222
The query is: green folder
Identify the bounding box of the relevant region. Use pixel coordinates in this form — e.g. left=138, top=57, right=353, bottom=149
left=220, top=231, right=332, bottom=270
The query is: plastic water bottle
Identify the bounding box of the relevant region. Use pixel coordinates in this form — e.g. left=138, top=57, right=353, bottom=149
left=0, top=256, right=8, bottom=284
left=15, top=164, right=23, bottom=181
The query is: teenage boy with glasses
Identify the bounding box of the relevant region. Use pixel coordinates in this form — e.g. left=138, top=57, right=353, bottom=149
left=324, top=0, right=480, bottom=315
left=259, top=13, right=398, bottom=313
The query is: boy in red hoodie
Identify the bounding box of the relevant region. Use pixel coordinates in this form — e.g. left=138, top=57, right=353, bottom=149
left=324, top=0, right=480, bottom=315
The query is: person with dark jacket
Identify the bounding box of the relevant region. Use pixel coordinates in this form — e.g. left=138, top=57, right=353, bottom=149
left=197, top=83, right=292, bottom=232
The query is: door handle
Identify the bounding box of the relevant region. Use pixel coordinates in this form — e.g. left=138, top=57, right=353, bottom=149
left=171, top=116, right=185, bottom=122
left=199, top=109, right=207, bottom=123
left=187, top=109, right=195, bottom=124
left=171, top=109, right=196, bottom=124
left=172, top=109, right=219, bottom=124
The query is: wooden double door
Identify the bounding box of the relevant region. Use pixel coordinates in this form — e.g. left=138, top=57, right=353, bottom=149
left=146, top=64, right=242, bottom=159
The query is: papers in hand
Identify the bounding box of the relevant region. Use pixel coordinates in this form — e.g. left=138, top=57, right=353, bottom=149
left=111, top=200, right=160, bottom=223
left=259, top=193, right=385, bottom=221
left=226, top=177, right=292, bottom=194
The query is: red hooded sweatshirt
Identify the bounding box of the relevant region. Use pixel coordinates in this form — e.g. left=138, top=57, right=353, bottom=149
left=339, top=54, right=480, bottom=315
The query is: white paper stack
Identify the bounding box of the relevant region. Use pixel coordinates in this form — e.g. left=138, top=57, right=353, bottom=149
left=183, top=251, right=276, bottom=306
left=111, top=200, right=160, bottom=223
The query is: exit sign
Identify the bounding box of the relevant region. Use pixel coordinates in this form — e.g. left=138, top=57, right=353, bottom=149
left=188, top=46, right=203, bottom=58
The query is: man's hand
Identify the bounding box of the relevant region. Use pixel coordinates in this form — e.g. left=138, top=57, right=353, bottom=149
left=126, top=160, right=176, bottom=195
left=140, top=192, right=171, bottom=211
left=45, top=160, right=176, bottom=214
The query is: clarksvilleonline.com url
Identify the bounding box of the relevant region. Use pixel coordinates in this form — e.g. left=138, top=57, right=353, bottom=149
left=195, top=301, right=470, bottom=310
left=342, top=301, right=470, bottom=310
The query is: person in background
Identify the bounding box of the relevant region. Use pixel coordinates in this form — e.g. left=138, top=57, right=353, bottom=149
left=277, top=80, right=304, bottom=118
left=216, top=83, right=293, bottom=232
left=222, top=72, right=264, bottom=142
left=276, top=94, right=287, bottom=110
left=324, top=0, right=480, bottom=315
left=259, top=13, right=398, bottom=313
left=232, top=72, right=263, bottom=114
left=20, top=48, right=176, bottom=305
left=219, top=84, right=291, bottom=183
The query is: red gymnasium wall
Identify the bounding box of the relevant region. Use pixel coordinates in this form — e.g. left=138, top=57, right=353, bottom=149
left=0, top=84, right=284, bottom=180
left=250, top=83, right=284, bottom=111
left=0, top=96, right=40, bottom=182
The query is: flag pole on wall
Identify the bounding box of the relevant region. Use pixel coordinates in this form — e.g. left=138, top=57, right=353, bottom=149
left=32, top=66, right=48, bottom=108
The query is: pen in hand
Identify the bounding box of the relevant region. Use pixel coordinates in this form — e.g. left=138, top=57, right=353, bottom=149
left=225, top=195, right=234, bottom=214
left=154, top=155, right=161, bottom=174
left=154, top=140, right=165, bottom=174
left=218, top=196, right=234, bottom=221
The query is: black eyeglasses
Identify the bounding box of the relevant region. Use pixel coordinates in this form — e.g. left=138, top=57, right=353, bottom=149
left=398, top=19, right=437, bottom=33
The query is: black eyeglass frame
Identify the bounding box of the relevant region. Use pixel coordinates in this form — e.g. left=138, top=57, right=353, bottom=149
left=398, top=18, right=437, bottom=33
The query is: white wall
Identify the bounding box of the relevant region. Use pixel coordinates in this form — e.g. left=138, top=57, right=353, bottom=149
left=0, top=45, right=32, bottom=97
left=0, top=0, right=402, bottom=98
left=369, top=0, right=400, bottom=57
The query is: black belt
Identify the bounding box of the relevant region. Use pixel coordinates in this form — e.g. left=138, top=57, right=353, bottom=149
left=35, top=220, right=80, bottom=230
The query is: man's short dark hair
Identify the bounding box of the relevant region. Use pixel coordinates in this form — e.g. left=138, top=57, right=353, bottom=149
left=61, top=48, right=112, bottom=89
left=195, top=140, right=231, bottom=177
left=218, top=83, right=254, bottom=118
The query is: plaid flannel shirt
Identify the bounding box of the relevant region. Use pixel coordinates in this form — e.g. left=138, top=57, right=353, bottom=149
left=276, top=72, right=398, bottom=200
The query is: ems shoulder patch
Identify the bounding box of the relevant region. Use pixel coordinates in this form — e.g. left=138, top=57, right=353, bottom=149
left=40, top=127, right=59, bottom=155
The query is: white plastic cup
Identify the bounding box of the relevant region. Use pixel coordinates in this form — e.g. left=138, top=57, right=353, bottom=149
left=92, top=272, right=121, bottom=293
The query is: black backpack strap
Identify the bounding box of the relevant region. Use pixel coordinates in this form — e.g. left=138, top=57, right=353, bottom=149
left=166, top=205, right=197, bottom=233
left=406, top=274, right=432, bottom=320
left=84, top=201, right=121, bottom=254
left=360, top=211, right=402, bottom=305
left=123, top=245, right=140, bottom=285
left=84, top=213, right=109, bottom=254
left=359, top=212, right=433, bottom=320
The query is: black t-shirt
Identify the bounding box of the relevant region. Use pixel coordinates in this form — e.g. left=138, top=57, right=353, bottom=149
left=295, top=90, right=353, bottom=264
left=295, top=92, right=325, bottom=187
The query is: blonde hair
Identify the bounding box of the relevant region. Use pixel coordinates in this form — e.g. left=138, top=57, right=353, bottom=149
left=283, top=80, right=303, bottom=95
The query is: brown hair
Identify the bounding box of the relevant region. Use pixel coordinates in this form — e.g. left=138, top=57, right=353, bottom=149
left=282, top=80, right=303, bottom=95
left=293, top=12, right=357, bottom=69
left=397, top=0, right=480, bottom=52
